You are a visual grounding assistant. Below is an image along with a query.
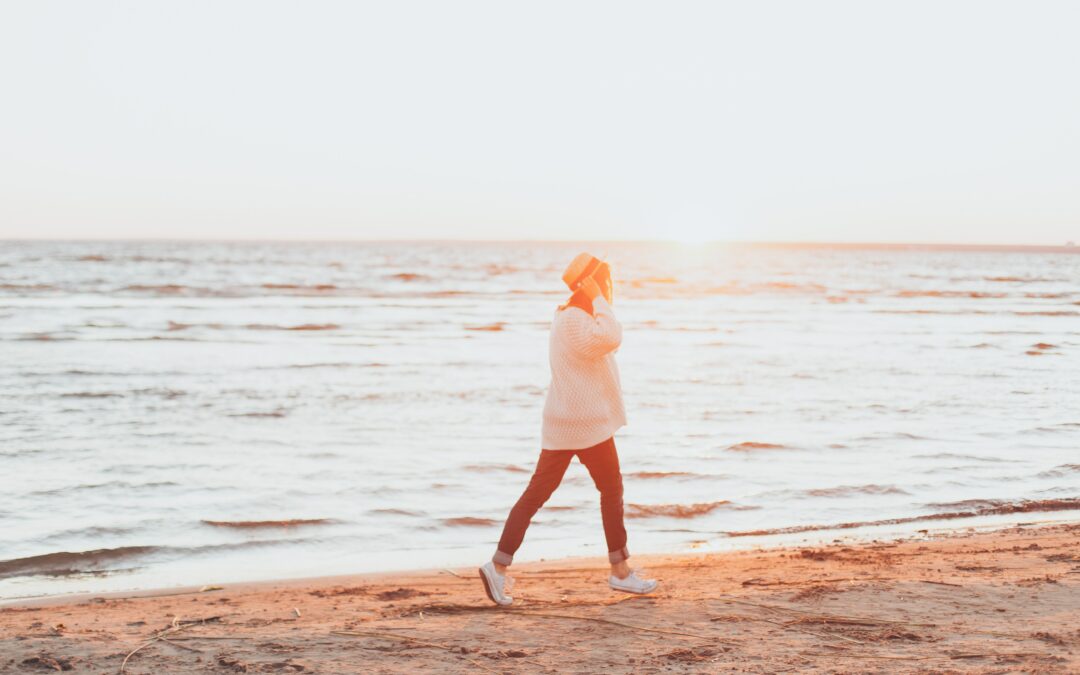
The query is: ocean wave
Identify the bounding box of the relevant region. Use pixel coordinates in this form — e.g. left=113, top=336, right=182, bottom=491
left=131, top=387, right=186, bottom=399
left=765, top=281, right=826, bottom=292
left=120, top=284, right=189, bottom=294
left=166, top=320, right=347, bottom=334
left=119, top=283, right=342, bottom=297
left=16, top=333, right=75, bottom=342
left=923, top=498, right=1006, bottom=510
left=724, top=497, right=1080, bottom=538
left=727, top=442, right=788, bottom=452
left=484, top=264, right=518, bottom=276
left=896, top=290, right=1006, bottom=299
left=0, top=283, right=59, bottom=292
left=0, top=546, right=158, bottom=580
left=0, top=536, right=335, bottom=580
left=228, top=409, right=289, bottom=418
left=626, top=276, right=678, bottom=287
left=626, top=471, right=703, bottom=479
left=62, top=370, right=137, bottom=376
left=29, top=481, right=179, bottom=496
left=0, top=448, right=44, bottom=458
left=874, top=309, right=993, bottom=315
left=626, top=500, right=756, bottom=519
left=384, top=273, right=429, bottom=282
left=272, top=362, right=387, bottom=369
left=1027, top=342, right=1058, bottom=355
left=87, top=335, right=207, bottom=343
left=369, top=508, right=424, bottom=516
left=243, top=323, right=341, bottom=331
left=1036, top=464, right=1080, bottom=479
left=856, top=432, right=929, bottom=441
left=442, top=517, right=499, bottom=527
left=167, top=321, right=218, bottom=331
left=911, top=452, right=1018, bottom=463
left=804, top=484, right=909, bottom=498
left=261, top=283, right=338, bottom=291
left=201, top=518, right=336, bottom=528
left=985, top=276, right=1060, bottom=283
left=462, top=464, right=529, bottom=474
left=39, top=525, right=140, bottom=542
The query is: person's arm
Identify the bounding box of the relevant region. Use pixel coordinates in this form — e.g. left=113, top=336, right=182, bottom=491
left=563, top=295, right=622, bottom=359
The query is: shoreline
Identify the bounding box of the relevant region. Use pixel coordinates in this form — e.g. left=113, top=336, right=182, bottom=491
left=3, top=521, right=1077, bottom=673
left=3, top=501, right=1078, bottom=608
left=4, top=501, right=1078, bottom=609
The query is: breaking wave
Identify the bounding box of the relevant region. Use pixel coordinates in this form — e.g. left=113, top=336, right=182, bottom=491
left=724, top=498, right=1080, bottom=538
left=626, top=500, right=756, bottom=519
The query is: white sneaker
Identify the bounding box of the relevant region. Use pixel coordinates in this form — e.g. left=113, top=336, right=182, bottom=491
left=478, top=561, right=514, bottom=606
left=609, top=568, right=657, bottom=594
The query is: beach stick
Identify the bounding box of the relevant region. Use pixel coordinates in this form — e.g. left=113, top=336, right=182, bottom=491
left=120, top=615, right=224, bottom=673
left=120, top=633, right=169, bottom=673
left=159, top=637, right=202, bottom=653
left=120, top=627, right=183, bottom=672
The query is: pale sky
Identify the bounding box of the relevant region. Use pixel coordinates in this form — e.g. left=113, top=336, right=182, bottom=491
left=1, top=1, right=1078, bottom=244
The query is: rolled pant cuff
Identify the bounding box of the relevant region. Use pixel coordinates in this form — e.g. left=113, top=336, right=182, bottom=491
left=608, top=546, right=630, bottom=564
left=492, top=550, right=514, bottom=566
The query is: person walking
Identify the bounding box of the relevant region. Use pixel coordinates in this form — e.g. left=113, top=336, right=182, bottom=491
left=478, top=252, right=658, bottom=606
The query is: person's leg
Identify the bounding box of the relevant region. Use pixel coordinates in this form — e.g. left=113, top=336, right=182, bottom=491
left=576, top=437, right=631, bottom=576
left=492, top=450, right=574, bottom=571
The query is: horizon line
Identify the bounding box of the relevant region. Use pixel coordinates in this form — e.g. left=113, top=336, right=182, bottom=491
left=1, top=237, right=1078, bottom=253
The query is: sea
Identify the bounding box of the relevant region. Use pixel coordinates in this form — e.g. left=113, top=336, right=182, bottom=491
left=1, top=240, right=1078, bottom=602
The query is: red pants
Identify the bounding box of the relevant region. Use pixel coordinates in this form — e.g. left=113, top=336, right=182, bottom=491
left=493, top=436, right=629, bottom=566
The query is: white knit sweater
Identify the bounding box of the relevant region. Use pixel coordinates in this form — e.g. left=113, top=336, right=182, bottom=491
left=541, top=296, right=627, bottom=450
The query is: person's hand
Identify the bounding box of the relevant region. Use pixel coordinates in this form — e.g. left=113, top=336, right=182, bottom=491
left=578, top=275, right=604, bottom=301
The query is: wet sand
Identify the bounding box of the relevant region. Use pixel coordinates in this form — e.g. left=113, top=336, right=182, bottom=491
left=2, top=522, right=1078, bottom=674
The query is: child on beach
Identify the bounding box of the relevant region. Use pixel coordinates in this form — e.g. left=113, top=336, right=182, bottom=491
left=478, top=252, right=658, bottom=606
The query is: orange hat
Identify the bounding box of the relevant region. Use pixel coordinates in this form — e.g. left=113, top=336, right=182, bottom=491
left=561, top=252, right=602, bottom=291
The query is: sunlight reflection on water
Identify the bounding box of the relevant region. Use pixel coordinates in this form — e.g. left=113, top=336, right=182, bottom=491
left=1, top=241, right=1078, bottom=598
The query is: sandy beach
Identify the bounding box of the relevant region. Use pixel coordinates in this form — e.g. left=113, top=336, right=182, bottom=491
left=3, top=521, right=1077, bottom=674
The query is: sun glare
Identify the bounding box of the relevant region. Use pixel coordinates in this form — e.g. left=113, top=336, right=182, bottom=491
left=671, top=232, right=715, bottom=245
left=661, top=224, right=722, bottom=245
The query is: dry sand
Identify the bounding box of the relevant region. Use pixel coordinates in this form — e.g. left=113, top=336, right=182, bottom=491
left=2, top=522, right=1078, bottom=673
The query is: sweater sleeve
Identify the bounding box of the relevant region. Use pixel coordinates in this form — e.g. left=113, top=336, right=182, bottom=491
left=562, top=296, right=622, bottom=359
